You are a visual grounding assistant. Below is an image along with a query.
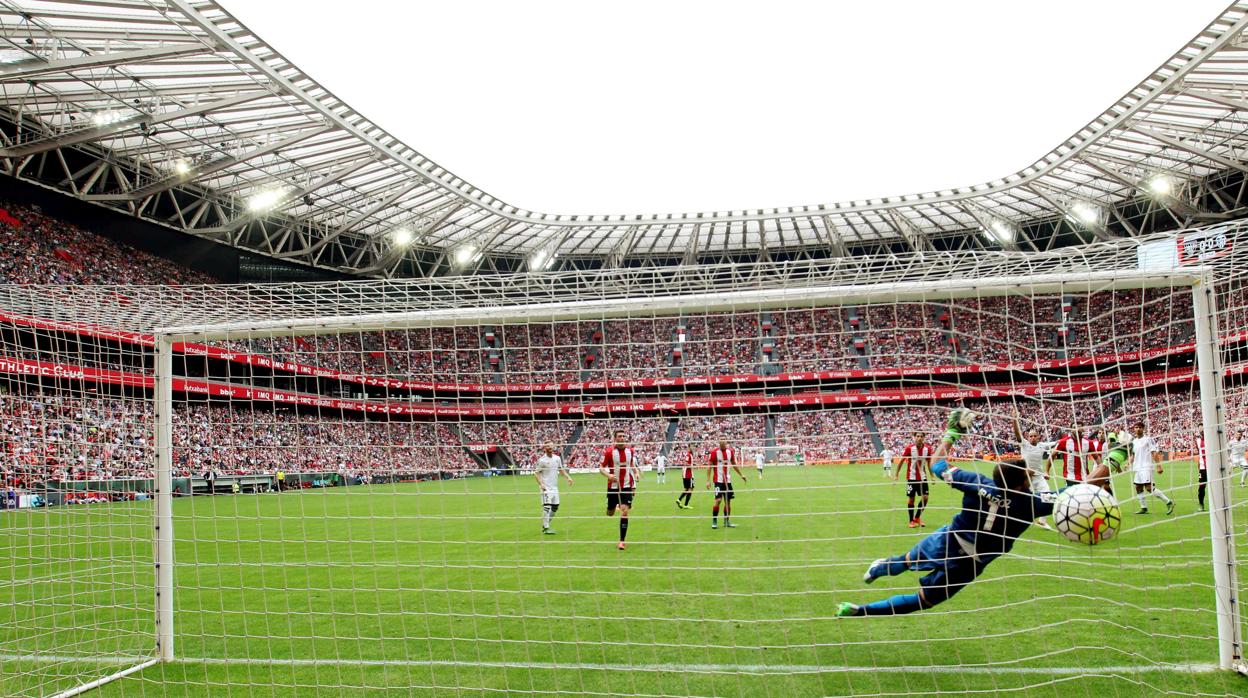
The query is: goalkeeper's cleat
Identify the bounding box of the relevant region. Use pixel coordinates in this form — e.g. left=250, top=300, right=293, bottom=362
left=836, top=602, right=862, bottom=618
left=864, top=558, right=887, bottom=584
left=1166, top=500, right=1176, bottom=516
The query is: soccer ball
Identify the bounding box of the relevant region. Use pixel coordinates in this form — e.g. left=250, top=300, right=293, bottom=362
left=1053, top=484, right=1121, bottom=545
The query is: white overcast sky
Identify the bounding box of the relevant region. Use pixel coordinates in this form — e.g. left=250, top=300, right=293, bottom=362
left=229, top=1, right=1228, bottom=216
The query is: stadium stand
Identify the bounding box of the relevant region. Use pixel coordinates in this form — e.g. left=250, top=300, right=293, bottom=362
left=0, top=202, right=1238, bottom=494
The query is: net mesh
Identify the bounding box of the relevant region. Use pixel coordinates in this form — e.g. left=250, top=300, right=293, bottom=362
left=2, top=222, right=1247, bottom=696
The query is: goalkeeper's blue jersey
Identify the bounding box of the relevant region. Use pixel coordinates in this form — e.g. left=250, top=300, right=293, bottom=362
left=931, top=460, right=1055, bottom=564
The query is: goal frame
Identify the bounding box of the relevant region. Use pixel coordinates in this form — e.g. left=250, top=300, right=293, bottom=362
left=138, top=266, right=1242, bottom=682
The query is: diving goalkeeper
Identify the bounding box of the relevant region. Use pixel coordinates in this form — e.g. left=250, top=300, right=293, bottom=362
left=838, top=408, right=1112, bottom=617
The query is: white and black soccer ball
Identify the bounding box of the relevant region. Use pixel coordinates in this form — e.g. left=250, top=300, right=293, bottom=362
left=1053, top=484, right=1122, bottom=545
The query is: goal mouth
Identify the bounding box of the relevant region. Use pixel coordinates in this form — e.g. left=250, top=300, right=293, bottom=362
left=6, top=228, right=1248, bottom=697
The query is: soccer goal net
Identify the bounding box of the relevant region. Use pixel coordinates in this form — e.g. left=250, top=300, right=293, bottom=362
left=2, top=226, right=1247, bottom=696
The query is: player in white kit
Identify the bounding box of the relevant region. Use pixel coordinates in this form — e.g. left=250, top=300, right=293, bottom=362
left=755, top=451, right=765, bottom=479
left=880, top=447, right=894, bottom=479
left=655, top=452, right=668, bottom=484
left=1231, top=431, right=1248, bottom=486
left=1013, top=416, right=1056, bottom=529
left=1130, top=422, right=1174, bottom=515
left=534, top=442, right=573, bottom=535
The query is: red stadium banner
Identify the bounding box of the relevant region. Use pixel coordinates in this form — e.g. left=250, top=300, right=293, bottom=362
left=0, top=308, right=1244, bottom=398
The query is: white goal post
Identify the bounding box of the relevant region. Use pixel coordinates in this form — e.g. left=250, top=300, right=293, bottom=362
left=143, top=267, right=1241, bottom=673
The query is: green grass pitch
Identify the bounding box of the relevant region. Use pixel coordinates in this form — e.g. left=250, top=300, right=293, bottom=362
left=4, top=461, right=1247, bottom=697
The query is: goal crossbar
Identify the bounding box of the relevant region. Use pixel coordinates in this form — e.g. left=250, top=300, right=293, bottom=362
left=156, top=268, right=1206, bottom=342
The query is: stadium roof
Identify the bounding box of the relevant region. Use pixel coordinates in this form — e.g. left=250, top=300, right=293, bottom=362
left=3, top=1, right=1248, bottom=276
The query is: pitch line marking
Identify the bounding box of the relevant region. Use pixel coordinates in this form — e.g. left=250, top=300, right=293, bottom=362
left=0, top=654, right=1220, bottom=675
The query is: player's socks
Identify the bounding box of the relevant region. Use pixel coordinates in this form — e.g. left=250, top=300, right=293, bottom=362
left=906, top=503, right=914, bottom=523
left=1136, top=492, right=1147, bottom=511
left=542, top=505, right=552, bottom=530
left=619, top=517, right=629, bottom=541
left=914, top=501, right=927, bottom=523
left=865, top=556, right=907, bottom=583
left=1155, top=489, right=1174, bottom=515
left=859, top=593, right=924, bottom=616
left=1199, top=484, right=1207, bottom=509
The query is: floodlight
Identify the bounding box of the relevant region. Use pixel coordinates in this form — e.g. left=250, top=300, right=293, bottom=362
left=989, top=219, right=1016, bottom=245
left=392, top=227, right=413, bottom=246
left=530, top=249, right=555, bottom=270
left=1148, top=175, right=1176, bottom=197
left=454, top=245, right=477, bottom=266
left=247, top=189, right=285, bottom=212
left=92, top=111, right=122, bottom=127
left=1071, top=202, right=1101, bottom=225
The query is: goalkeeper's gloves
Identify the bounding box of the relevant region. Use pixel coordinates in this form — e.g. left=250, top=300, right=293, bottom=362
left=944, top=408, right=979, bottom=444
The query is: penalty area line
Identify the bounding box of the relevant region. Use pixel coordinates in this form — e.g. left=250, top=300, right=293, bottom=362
left=0, top=654, right=1220, bottom=675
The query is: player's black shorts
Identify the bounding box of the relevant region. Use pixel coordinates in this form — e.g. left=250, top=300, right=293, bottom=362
left=682, top=477, right=695, bottom=490
left=713, top=482, right=734, bottom=500
left=607, top=488, right=635, bottom=509
left=1198, top=469, right=1208, bottom=484
left=906, top=480, right=929, bottom=497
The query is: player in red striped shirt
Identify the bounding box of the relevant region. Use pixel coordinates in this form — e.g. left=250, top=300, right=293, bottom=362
left=706, top=437, right=747, bottom=529
left=600, top=429, right=640, bottom=550
left=893, top=433, right=934, bottom=528
left=1052, top=427, right=1096, bottom=487
left=676, top=448, right=696, bottom=509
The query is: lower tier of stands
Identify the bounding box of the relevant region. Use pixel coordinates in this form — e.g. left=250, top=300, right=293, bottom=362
left=3, top=381, right=1242, bottom=494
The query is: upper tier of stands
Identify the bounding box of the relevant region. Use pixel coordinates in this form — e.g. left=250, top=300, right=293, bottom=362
left=1, top=202, right=1228, bottom=392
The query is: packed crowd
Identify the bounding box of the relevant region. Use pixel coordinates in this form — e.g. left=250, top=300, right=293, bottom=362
left=774, top=409, right=874, bottom=460
left=457, top=420, right=578, bottom=467
left=769, top=308, right=861, bottom=372
left=952, top=296, right=1065, bottom=363
left=1073, top=288, right=1196, bottom=354
left=0, top=388, right=482, bottom=489
left=4, top=380, right=1245, bottom=491
left=570, top=417, right=673, bottom=467
left=0, top=202, right=214, bottom=285
left=670, top=414, right=768, bottom=457
left=861, top=303, right=957, bottom=368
